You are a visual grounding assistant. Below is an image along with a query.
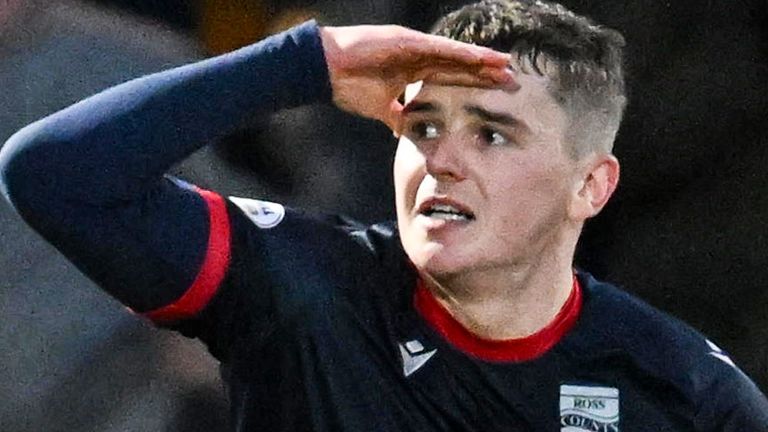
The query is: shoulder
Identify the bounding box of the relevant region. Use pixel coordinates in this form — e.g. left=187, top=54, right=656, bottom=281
left=223, top=195, right=412, bottom=288
left=576, top=271, right=734, bottom=376
left=226, top=195, right=402, bottom=257
left=573, top=272, right=768, bottom=422
left=189, top=196, right=414, bottom=356
left=577, top=272, right=715, bottom=350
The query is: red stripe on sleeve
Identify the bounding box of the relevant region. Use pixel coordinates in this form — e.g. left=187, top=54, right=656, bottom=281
left=143, top=187, right=231, bottom=323
left=414, top=275, right=582, bottom=362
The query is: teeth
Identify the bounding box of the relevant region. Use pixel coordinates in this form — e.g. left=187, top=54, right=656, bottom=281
left=420, top=202, right=474, bottom=221
left=430, top=212, right=469, bottom=221
left=431, top=204, right=459, bottom=213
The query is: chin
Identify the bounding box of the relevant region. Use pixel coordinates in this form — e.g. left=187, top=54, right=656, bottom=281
left=405, top=240, right=473, bottom=278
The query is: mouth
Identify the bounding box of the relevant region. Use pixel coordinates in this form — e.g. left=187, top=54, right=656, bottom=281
left=417, top=199, right=476, bottom=222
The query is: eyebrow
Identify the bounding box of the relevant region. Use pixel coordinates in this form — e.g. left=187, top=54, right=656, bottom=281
left=463, top=105, right=529, bottom=131
left=401, top=101, right=439, bottom=115
left=402, top=100, right=531, bottom=133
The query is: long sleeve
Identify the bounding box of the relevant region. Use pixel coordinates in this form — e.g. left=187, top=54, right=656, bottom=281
left=0, top=21, right=332, bottom=314
left=695, top=364, right=768, bottom=431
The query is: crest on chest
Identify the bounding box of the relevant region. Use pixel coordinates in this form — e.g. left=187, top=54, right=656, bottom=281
left=559, top=384, right=619, bottom=432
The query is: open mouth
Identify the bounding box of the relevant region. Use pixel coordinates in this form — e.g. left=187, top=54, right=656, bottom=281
left=419, top=202, right=476, bottom=222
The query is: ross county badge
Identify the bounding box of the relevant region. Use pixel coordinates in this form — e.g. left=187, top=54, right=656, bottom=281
left=559, top=384, right=619, bottom=432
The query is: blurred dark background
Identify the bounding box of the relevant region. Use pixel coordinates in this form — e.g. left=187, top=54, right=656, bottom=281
left=1, top=0, right=767, bottom=430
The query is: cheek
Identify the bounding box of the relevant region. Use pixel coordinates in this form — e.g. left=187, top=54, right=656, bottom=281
left=488, top=161, right=572, bottom=219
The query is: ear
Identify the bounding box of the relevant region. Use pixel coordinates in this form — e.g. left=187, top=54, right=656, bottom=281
left=569, top=154, right=620, bottom=220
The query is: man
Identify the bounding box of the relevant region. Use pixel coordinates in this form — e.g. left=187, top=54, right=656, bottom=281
left=1, top=0, right=767, bottom=430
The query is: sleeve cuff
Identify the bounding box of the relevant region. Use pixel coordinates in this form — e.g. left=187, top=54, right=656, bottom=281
left=142, top=187, right=231, bottom=323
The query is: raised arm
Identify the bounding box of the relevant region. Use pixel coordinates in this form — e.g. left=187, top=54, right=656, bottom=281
left=0, top=20, right=513, bottom=322
left=1, top=21, right=331, bottom=209
left=0, top=22, right=332, bottom=317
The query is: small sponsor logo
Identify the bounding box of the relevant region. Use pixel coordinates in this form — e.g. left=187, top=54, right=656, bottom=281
left=229, top=197, right=285, bottom=229
left=560, top=384, right=619, bottom=432
left=398, top=339, right=437, bottom=377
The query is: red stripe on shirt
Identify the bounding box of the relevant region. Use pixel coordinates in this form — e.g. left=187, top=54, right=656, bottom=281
left=143, top=188, right=231, bottom=323
left=414, top=275, right=582, bottom=362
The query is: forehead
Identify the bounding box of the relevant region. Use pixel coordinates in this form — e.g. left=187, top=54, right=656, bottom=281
left=404, top=71, right=567, bottom=136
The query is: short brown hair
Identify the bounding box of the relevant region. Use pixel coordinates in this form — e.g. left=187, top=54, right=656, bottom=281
left=432, top=0, right=627, bottom=158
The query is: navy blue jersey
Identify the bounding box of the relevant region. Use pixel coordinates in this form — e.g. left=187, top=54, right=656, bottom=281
left=1, top=21, right=767, bottom=432
left=162, top=193, right=768, bottom=431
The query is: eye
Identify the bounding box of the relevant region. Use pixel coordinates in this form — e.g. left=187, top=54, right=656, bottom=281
left=410, top=121, right=440, bottom=140
left=479, top=126, right=509, bottom=147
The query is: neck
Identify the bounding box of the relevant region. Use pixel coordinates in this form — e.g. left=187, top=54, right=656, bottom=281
left=422, top=236, right=578, bottom=340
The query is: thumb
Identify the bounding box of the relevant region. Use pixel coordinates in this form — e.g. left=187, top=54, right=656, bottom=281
left=384, top=99, right=404, bottom=137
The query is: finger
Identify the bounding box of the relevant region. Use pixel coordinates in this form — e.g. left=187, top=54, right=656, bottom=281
left=484, top=66, right=520, bottom=89
left=422, top=71, right=499, bottom=89
left=400, top=30, right=511, bottom=67
left=385, top=99, right=405, bottom=135
left=412, top=60, right=516, bottom=82
left=413, top=65, right=518, bottom=90
left=479, top=65, right=517, bottom=86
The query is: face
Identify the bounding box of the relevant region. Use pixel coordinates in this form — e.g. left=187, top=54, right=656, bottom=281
left=394, top=72, right=585, bottom=280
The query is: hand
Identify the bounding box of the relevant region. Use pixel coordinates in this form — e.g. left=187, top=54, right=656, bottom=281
left=319, top=25, right=516, bottom=132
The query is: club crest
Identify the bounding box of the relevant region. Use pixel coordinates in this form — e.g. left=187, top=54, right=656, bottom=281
left=560, top=384, right=619, bottom=432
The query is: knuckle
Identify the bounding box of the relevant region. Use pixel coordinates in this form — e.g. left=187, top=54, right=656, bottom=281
left=386, top=25, right=407, bottom=37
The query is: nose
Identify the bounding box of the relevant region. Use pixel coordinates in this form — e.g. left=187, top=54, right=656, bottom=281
left=423, top=133, right=467, bottom=183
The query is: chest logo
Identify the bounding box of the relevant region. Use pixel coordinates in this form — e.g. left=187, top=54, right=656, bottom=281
left=398, top=340, right=437, bottom=377
left=559, top=384, right=620, bottom=432
left=229, top=197, right=285, bottom=229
